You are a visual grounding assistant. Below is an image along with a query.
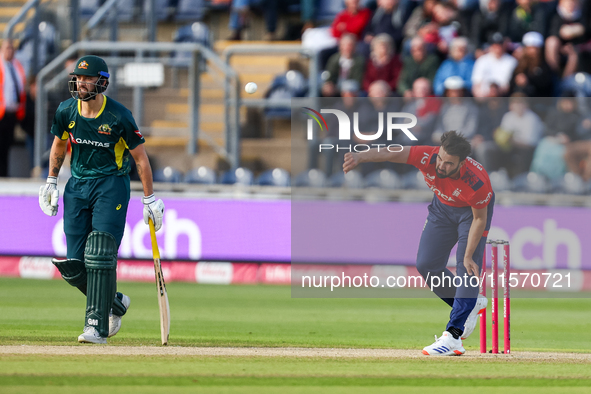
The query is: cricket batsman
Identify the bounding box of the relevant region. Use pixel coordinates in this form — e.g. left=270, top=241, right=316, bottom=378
left=343, top=131, right=494, bottom=356
left=38, top=55, right=165, bottom=344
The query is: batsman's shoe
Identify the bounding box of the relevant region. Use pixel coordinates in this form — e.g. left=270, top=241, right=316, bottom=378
left=461, top=295, right=488, bottom=340
left=422, top=331, right=465, bottom=356
left=78, top=326, right=107, bottom=344
left=108, top=293, right=131, bottom=338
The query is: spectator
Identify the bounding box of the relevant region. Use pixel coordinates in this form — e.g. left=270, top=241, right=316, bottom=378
left=428, top=2, right=461, bottom=52
left=471, top=32, right=518, bottom=97
left=403, top=0, right=438, bottom=40
left=530, top=93, right=581, bottom=179
left=453, top=0, right=480, bottom=39
left=331, top=0, right=372, bottom=40
left=356, top=80, right=404, bottom=173
left=400, top=77, right=441, bottom=145
left=564, top=114, right=591, bottom=180
left=473, top=91, right=509, bottom=170
left=322, top=34, right=366, bottom=97
left=397, top=36, right=440, bottom=97
left=545, top=0, right=588, bottom=78
left=301, top=0, right=316, bottom=33
left=227, top=0, right=282, bottom=41
left=544, top=92, right=581, bottom=143
left=356, top=80, right=396, bottom=147
left=433, top=37, right=475, bottom=96
left=319, top=80, right=366, bottom=176
left=493, top=93, right=544, bottom=176
left=537, top=0, right=561, bottom=37
left=509, top=31, right=555, bottom=97
left=505, top=0, right=543, bottom=44
left=406, top=1, right=460, bottom=53
left=363, top=0, right=405, bottom=50
left=362, top=34, right=403, bottom=93
left=432, top=76, right=479, bottom=144
left=470, top=0, right=506, bottom=50
left=19, top=76, right=36, bottom=172
left=0, top=39, right=27, bottom=177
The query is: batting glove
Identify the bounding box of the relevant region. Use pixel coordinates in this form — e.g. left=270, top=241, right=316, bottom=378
left=39, top=176, right=59, bottom=216
left=143, top=194, right=165, bottom=231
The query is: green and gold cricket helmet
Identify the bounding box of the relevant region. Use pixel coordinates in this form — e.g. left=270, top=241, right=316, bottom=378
left=69, top=55, right=110, bottom=101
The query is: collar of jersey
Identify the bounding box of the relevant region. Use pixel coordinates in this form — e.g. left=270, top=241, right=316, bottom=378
left=77, top=95, right=107, bottom=119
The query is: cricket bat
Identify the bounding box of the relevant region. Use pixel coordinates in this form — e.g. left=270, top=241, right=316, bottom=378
left=149, top=218, right=170, bottom=345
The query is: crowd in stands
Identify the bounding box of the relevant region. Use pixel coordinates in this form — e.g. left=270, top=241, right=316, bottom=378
left=304, top=0, right=591, bottom=188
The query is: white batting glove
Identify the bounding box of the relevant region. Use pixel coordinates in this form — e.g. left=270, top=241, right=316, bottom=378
left=39, top=176, right=59, bottom=216
left=143, top=194, right=165, bottom=231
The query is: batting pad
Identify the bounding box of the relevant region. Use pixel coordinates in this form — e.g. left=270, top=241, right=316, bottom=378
left=111, top=292, right=128, bottom=316
left=84, top=231, right=118, bottom=338
left=52, top=258, right=87, bottom=292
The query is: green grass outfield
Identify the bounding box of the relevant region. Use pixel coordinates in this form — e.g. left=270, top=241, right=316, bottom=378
left=0, top=277, right=590, bottom=393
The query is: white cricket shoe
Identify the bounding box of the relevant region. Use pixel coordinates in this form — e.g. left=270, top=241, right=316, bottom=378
left=461, top=295, right=488, bottom=340
left=108, top=293, right=131, bottom=338
left=78, top=326, right=107, bottom=344
left=422, top=331, right=465, bottom=356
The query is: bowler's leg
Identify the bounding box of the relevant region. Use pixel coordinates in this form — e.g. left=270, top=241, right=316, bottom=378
left=416, top=215, right=459, bottom=307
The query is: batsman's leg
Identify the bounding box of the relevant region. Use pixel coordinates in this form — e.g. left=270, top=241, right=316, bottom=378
left=80, top=231, right=118, bottom=343
left=90, top=174, right=131, bottom=338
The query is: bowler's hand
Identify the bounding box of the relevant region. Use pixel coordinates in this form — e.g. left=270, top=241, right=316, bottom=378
left=143, top=194, right=165, bottom=231
left=39, top=176, right=59, bottom=216
left=343, top=152, right=361, bottom=174
left=464, top=256, right=479, bottom=277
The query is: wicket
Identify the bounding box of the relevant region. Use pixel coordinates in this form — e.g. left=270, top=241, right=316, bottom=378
left=479, top=239, right=511, bottom=354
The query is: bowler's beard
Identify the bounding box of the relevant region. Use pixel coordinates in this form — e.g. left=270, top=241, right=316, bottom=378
left=436, top=165, right=460, bottom=179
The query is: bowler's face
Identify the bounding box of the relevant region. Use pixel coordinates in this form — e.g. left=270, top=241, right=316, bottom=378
left=436, top=147, right=462, bottom=178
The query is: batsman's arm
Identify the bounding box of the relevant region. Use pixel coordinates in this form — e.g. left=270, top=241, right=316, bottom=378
left=343, top=146, right=411, bottom=173
left=49, top=136, right=68, bottom=177
left=130, top=144, right=154, bottom=197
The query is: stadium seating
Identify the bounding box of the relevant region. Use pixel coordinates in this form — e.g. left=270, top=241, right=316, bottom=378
left=328, top=170, right=364, bottom=189
left=294, top=169, right=327, bottom=188
left=553, top=172, right=590, bottom=195
left=221, top=167, right=254, bottom=185
left=488, top=169, right=512, bottom=192
left=364, top=169, right=403, bottom=189
left=512, top=172, right=551, bottom=194
left=175, top=0, right=205, bottom=21
left=153, top=166, right=184, bottom=183
left=143, top=0, right=173, bottom=21
left=184, top=166, right=217, bottom=184
left=80, top=0, right=101, bottom=18
left=171, top=22, right=212, bottom=69
left=402, top=170, right=432, bottom=190
left=315, top=0, right=345, bottom=25
left=257, top=168, right=291, bottom=187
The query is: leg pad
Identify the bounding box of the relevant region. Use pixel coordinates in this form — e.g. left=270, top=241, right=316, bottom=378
left=52, top=258, right=87, bottom=293
left=84, top=232, right=118, bottom=338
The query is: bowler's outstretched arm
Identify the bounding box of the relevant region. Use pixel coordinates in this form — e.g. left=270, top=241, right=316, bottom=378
left=343, top=146, right=411, bottom=173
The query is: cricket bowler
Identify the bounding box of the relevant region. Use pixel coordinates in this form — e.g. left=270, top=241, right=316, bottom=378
left=343, top=131, right=494, bottom=355
left=38, top=55, right=165, bottom=344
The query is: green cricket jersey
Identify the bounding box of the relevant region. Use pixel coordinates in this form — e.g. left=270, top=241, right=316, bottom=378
left=50, top=96, right=145, bottom=179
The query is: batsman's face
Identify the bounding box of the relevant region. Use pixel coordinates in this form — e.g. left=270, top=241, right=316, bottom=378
left=436, top=148, right=463, bottom=179
left=76, top=75, right=99, bottom=99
